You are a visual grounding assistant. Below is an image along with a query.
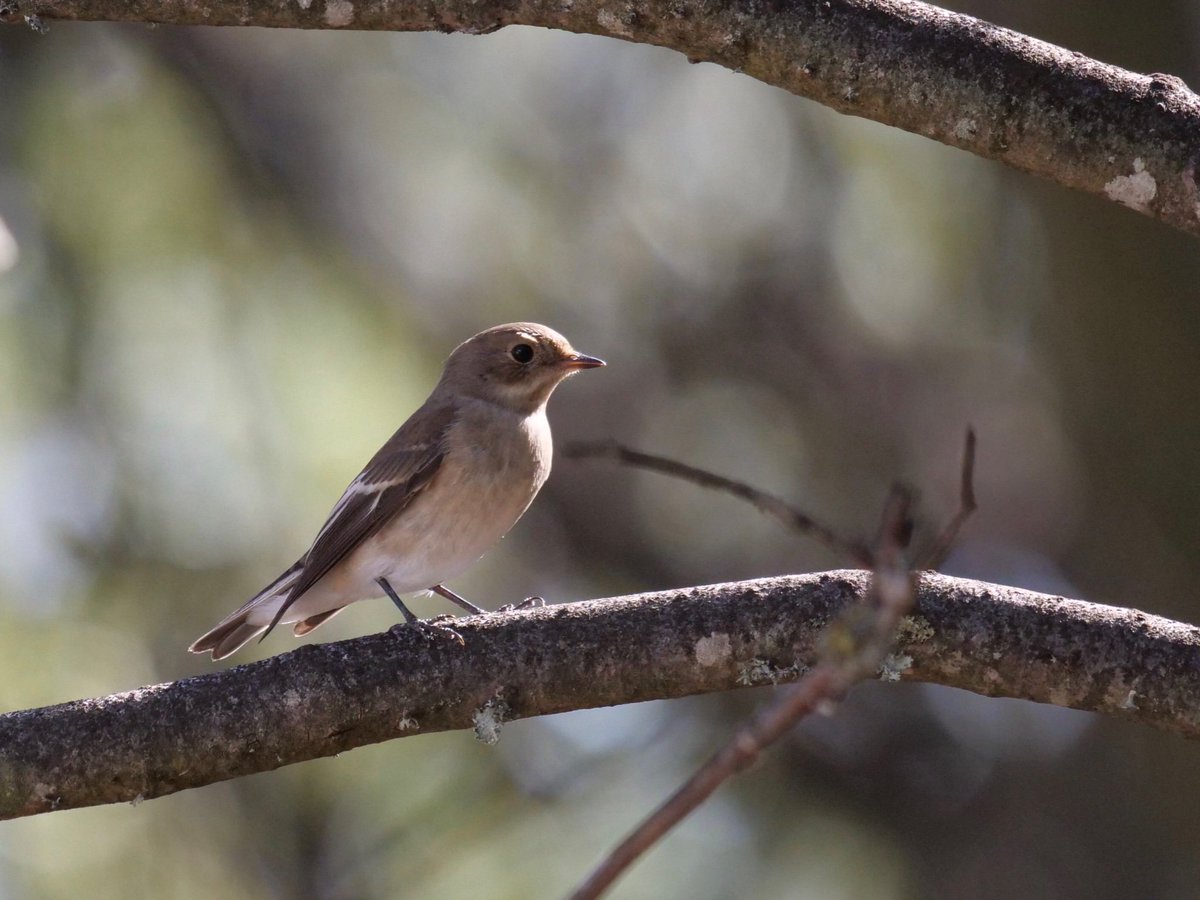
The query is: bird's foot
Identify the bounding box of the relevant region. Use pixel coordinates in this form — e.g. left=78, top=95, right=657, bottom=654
left=497, top=596, right=545, bottom=613
left=418, top=614, right=466, bottom=645
left=389, top=615, right=465, bottom=647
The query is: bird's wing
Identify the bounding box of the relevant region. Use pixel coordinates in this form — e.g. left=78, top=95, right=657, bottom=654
left=262, top=400, right=458, bottom=638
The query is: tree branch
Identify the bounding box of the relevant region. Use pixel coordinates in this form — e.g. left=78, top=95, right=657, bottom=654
left=5, top=0, right=1199, bottom=237
left=3, top=569, right=1199, bottom=820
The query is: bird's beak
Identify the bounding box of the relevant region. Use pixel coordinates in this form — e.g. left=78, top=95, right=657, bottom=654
left=561, top=353, right=606, bottom=370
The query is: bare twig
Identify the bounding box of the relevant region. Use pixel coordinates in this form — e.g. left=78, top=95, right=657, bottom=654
left=568, top=438, right=974, bottom=898
left=568, top=429, right=979, bottom=571
left=564, top=441, right=871, bottom=565
left=920, top=428, right=978, bottom=569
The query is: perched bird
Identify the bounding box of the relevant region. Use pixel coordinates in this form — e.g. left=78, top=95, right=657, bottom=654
left=189, top=323, right=605, bottom=660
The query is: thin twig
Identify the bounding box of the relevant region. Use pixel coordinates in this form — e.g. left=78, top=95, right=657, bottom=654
left=564, top=441, right=872, bottom=566
left=870, top=483, right=916, bottom=568
left=919, top=428, right=978, bottom=569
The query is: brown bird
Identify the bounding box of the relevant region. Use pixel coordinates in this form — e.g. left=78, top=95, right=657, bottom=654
left=189, top=322, right=605, bottom=660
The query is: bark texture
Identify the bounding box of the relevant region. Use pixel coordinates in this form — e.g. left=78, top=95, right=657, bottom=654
left=5, top=0, right=1200, bottom=236
left=3, top=570, right=1200, bottom=820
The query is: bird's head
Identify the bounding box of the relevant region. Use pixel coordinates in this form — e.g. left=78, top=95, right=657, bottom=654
left=440, top=322, right=605, bottom=413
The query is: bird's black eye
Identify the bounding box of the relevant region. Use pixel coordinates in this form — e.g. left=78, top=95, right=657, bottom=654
left=510, top=343, right=534, bottom=363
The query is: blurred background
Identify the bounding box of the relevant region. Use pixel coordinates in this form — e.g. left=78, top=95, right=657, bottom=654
left=1, top=2, right=1199, bottom=897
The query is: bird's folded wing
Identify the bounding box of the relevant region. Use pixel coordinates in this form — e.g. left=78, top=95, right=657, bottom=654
left=263, top=401, right=458, bottom=636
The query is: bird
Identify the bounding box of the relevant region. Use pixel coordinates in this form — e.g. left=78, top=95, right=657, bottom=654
left=189, top=322, right=605, bottom=660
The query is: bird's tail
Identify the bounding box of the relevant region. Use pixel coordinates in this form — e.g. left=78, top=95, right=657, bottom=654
left=189, top=560, right=304, bottom=661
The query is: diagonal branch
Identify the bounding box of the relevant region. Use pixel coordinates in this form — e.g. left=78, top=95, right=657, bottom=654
left=3, top=570, right=1200, bottom=821
left=5, top=0, right=1200, bottom=237
left=569, top=483, right=924, bottom=900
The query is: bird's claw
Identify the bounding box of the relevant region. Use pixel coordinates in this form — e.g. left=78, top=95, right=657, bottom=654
left=389, top=616, right=466, bottom=646
left=419, top=615, right=466, bottom=645
left=497, top=596, right=546, bottom=613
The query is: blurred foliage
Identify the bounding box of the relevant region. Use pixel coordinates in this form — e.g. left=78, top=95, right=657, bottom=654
left=1, top=2, right=1199, bottom=897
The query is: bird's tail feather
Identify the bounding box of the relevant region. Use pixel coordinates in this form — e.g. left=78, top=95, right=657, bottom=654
left=188, top=620, right=267, bottom=661
left=189, top=559, right=304, bottom=660
left=292, top=608, right=342, bottom=636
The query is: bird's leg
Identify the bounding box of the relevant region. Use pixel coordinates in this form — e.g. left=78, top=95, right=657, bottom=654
left=377, top=577, right=465, bottom=646
left=378, top=577, right=420, bottom=624
left=431, top=584, right=487, bottom=615
left=498, top=596, right=546, bottom=613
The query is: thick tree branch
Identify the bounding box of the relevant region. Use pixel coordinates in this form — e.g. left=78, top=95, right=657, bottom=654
left=3, top=569, right=1199, bottom=820
left=5, top=0, right=1200, bottom=237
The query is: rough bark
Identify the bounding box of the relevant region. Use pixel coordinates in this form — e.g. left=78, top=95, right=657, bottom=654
left=4, top=0, right=1199, bottom=237
left=2, top=570, right=1199, bottom=820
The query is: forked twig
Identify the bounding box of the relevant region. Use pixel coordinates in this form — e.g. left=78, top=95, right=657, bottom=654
left=566, top=430, right=976, bottom=900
